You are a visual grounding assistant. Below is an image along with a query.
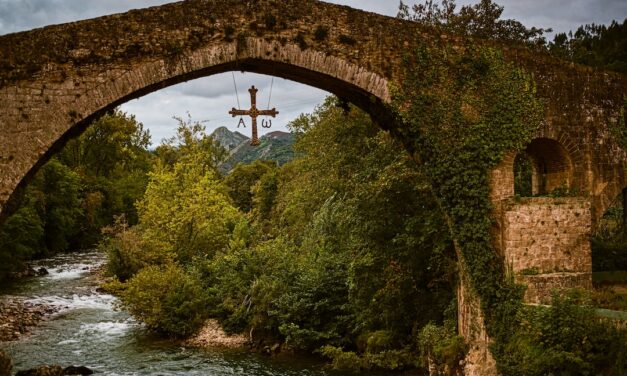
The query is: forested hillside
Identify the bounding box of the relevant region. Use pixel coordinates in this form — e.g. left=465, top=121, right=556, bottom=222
left=217, top=130, right=296, bottom=174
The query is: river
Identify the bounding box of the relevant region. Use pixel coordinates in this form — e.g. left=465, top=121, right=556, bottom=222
left=0, top=251, right=342, bottom=375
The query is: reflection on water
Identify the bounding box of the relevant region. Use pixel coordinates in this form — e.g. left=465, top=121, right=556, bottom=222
left=0, top=251, right=334, bottom=376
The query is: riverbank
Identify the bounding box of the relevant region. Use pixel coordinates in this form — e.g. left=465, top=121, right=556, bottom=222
left=185, top=319, right=249, bottom=349
left=0, top=297, right=59, bottom=342
left=1, top=251, right=343, bottom=375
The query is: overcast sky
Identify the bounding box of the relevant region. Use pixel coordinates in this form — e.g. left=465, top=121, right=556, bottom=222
left=1, top=0, right=625, bottom=144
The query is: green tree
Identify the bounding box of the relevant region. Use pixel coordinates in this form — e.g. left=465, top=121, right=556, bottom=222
left=398, top=0, right=549, bottom=46
left=154, top=114, right=227, bottom=172
left=224, top=160, right=278, bottom=213
left=137, top=152, right=242, bottom=264
left=60, top=110, right=151, bottom=178
left=2, top=159, right=84, bottom=256
left=198, top=98, right=457, bottom=370
left=122, top=264, right=208, bottom=337
left=37, top=160, right=83, bottom=253
left=549, top=19, right=627, bottom=73
left=101, top=216, right=173, bottom=282
left=59, top=110, right=153, bottom=243
left=0, top=201, right=43, bottom=280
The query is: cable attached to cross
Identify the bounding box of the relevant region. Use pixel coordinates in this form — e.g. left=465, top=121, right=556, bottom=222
left=231, top=72, right=245, bottom=128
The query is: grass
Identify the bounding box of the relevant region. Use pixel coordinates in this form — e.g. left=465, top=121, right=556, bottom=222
left=593, top=271, right=627, bottom=284
left=596, top=308, right=627, bottom=320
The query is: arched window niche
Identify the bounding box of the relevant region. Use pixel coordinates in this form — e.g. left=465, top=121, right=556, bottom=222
left=514, top=138, right=573, bottom=197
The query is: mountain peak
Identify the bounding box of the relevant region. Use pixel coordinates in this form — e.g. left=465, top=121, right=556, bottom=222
left=210, top=126, right=249, bottom=151
left=219, top=131, right=296, bottom=173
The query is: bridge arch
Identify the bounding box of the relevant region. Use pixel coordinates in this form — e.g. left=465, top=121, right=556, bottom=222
left=0, top=36, right=394, bottom=219
left=490, top=136, right=583, bottom=201
left=519, top=137, right=574, bottom=196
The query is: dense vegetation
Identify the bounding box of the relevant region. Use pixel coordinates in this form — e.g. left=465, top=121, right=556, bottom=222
left=399, top=0, right=627, bottom=74
left=103, top=99, right=461, bottom=372
left=0, top=111, right=152, bottom=281
left=97, top=95, right=625, bottom=374
left=393, top=3, right=627, bottom=373
left=549, top=20, right=627, bottom=74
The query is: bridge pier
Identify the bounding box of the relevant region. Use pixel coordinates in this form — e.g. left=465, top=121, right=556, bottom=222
left=498, top=197, right=592, bottom=303
left=490, top=153, right=594, bottom=305
left=457, top=265, right=498, bottom=376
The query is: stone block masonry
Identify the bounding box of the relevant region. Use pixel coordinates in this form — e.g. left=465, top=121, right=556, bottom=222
left=501, top=197, right=592, bottom=303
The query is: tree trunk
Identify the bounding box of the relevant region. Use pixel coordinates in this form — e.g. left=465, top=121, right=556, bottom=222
left=623, top=188, right=627, bottom=241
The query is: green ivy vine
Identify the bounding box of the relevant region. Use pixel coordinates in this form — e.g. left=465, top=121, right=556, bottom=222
left=391, top=40, right=544, bottom=369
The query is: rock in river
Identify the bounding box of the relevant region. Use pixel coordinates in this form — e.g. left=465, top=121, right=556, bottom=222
left=15, top=365, right=64, bottom=376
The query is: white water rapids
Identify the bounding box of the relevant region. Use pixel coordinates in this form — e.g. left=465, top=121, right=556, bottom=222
left=0, top=251, right=342, bottom=376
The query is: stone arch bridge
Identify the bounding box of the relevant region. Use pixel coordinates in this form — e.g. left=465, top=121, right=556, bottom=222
left=0, top=0, right=625, bottom=373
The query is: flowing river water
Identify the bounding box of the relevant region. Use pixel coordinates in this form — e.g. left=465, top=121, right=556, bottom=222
left=0, top=251, right=344, bottom=375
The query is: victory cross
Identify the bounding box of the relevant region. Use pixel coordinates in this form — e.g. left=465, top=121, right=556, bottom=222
left=229, top=85, right=279, bottom=146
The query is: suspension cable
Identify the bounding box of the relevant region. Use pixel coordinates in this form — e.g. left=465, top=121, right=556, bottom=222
left=232, top=71, right=241, bottom=110
left=267, top=76, right=274, bottom=110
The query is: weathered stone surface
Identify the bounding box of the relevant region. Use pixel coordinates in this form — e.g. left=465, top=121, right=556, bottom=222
left=502, top=197, right=591, bottom=274
left=0, top=0, right=624, bottom=224
left=457, top=265, right=498, bottom=376
left=495, top=197, right=593, bottom=303
left=520, top=272, right=593, bottom=304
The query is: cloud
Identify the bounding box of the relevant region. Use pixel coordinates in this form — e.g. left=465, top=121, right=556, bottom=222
left=0, top=0, right=173, bottom=34
left=120, top=72, right=328, bottom=144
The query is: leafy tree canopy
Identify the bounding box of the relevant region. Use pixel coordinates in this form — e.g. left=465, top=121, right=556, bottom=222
left=398, top=0, right=550, bottom=46
left=549, top=19, right=627, bottom=73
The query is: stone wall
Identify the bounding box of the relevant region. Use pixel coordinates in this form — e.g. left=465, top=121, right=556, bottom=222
left=500, top=197, right=592, bottom=303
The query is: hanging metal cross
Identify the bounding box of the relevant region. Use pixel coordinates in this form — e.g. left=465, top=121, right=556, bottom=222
left=229, top=85, right=279, bottom=146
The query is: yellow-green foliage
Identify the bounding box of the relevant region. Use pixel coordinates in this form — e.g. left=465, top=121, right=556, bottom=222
left=122, top=264, right=207, bottom=337
left=101, top=217, right=173, bottom=282
left=137, top=152, right=242, bottom=263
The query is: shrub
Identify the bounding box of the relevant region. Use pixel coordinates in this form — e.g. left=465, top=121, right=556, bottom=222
left=101, top=217, right=173, bottom=282
left=499, top=291, right=627, bottom=375
left=122, top=264, right=208, bottom=337
left=320, top=345, right=418, bottom=371
left=319, top=346, right=364, bottom=371
left=199, top=237, right=298, bottom=335
left=418, top=322, right=467, bottom=373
